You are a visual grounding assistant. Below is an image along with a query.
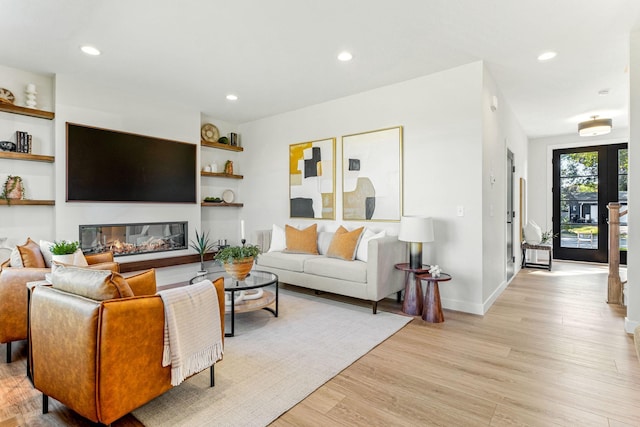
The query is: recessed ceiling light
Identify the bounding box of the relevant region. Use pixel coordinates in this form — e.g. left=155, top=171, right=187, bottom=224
left=226, top=94, right=238, bottom=101
left=537, top=51, right=557, bottom=61
left=337, top=51, right=353, bottom=62
left=80, top=45, right=101, bottom=56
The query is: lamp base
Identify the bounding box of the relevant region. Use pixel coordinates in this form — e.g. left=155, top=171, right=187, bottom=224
left=409, top=242, right=423, bottom=270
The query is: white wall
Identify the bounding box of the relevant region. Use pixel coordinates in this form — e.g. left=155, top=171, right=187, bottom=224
left=626, top=31, right=640, bottom=333
left=481, top=66, right=529, bottom=308
left=53, top=75, right=202, bottom=263
left=239, top=61, right=523, bottom=314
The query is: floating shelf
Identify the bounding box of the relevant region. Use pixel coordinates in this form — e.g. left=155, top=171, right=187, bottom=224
left=0, top=152, right=54, bottom=163
left=0, top=103, right=55, bottom=120
left=201, top=202, right=244, bottom=207
left=201, top=171, right=243, bottom=179
left=201, top=140, right=243, bottom=152
left=0, top=199, right=55, bottom=206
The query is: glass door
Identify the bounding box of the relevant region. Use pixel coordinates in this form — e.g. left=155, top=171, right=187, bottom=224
left=552, top=143, right=627, bottom=263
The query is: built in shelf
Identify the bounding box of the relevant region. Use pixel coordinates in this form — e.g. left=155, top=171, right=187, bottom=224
left=201, top=171, right=243, bottom=179
left=119, top=252, right=217, bottom=274
left=201, top=140, right=244, bottom=152
left=0, top=152, right=54, bottom=163
left=201, top=202, right=244, bottom=207
left=0, top=103, right=55, bottom=120
left=0, top=199, right=55, bottom=206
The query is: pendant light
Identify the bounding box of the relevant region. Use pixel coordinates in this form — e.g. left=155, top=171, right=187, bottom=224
left=578, top=115, right=612, bottom=137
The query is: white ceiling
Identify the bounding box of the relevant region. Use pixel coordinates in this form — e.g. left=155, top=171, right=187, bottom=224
left=2, top=0, right=640, bottom=138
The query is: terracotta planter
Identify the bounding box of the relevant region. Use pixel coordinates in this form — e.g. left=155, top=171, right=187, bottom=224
left=223, top=257, right=254, bottom=280
left=4, top=177, right=24, bottom=200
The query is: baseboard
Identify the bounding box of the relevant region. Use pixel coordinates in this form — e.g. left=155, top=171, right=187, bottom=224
left=441, top=298, right=484, bottom=315
left=624, top=317, right=639, bottom=334
left=482, top=279, right=509, bottom=315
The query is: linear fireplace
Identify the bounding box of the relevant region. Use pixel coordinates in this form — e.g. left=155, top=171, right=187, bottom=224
left=79, top=221, right=188, bottom=257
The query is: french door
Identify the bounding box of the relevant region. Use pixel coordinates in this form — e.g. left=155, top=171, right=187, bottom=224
left=552, top=143, right=627, bottom=264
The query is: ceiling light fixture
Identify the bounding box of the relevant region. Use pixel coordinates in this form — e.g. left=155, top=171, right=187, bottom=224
left=337, top=51, right=353, bottom=62
left=226, top=94, right=238, bottom=101
left=80, top=45, right=101, bottom=56
left=537, top=51, right=557, bottom=61
left=578, top=115, right=612, bottom=137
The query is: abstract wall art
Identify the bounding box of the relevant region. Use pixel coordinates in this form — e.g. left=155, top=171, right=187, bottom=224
left=342, top=126, right=403, bottom=221
left=289, top=138, right=336, bottom=219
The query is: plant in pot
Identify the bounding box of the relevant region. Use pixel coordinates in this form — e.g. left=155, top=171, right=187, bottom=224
left=50, top=240, right=80, bottom=264
left=1, top=175, right=25, bottom=205
left=214, top=244, right=261, bottom=280
left=190, top=229, right=216, bottom=273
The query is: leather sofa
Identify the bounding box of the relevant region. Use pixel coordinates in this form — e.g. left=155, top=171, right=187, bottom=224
left=30, top=268, right=225, bottom=425
left=0, top=251, right=119, bottom=362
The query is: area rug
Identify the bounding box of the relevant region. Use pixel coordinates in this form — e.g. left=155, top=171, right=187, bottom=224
left=132, top=288, right=411, bottom=427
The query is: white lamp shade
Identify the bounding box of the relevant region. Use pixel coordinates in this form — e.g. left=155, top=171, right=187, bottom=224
left=398, top=216, right=434, bottom=243
left=578, top=117, right=612, bottom=137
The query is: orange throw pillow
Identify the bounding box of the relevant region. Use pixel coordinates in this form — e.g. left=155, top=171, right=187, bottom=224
left=327, top=226, right=364, bottom=261
left=17, top=237, right=46, bottom=268
left=284, top=224, right=318, bottom=254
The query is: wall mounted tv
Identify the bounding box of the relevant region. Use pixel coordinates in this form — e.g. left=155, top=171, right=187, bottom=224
left=66, top=123, right=197, bottom=203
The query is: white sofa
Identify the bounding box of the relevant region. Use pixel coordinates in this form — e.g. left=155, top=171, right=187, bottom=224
left=254, top=228, right=406, bottom=313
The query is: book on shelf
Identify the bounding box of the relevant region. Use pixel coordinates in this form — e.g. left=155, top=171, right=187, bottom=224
left=15, top=131, right=31, bottom=153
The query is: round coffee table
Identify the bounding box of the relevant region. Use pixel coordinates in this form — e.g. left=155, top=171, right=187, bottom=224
left=190, top=269, right=278, bottom=337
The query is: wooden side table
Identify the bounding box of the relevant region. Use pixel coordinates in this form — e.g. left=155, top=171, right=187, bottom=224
left=416, top=272, right=451, bottom=323
left=394, top=263, right=430, bottom=316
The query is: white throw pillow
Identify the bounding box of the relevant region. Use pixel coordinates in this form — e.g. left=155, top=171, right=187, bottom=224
left=317, top=231, right=334, bottom=255
left=39, top=240, right=54, bottom=267
left=10, top=247, right=23, bottom=268
left=523, top=221, right=542, bottom=244
left=356, top=229, right=386, bottom=262
left=268, top=224, right=287, bottom=252
left=72, top=248, right=89, bottom=266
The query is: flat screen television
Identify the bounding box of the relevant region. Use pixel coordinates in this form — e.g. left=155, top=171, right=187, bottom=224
left=66, top=122, right=197, bottom=203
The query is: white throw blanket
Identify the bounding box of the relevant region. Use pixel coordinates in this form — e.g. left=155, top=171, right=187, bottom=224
left=159, top=280, right=223, bottom=386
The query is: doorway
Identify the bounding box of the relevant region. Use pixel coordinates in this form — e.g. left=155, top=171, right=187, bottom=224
left=507, top=149, right=515, bottom=280
left=552, top=143, right=627, bottom=263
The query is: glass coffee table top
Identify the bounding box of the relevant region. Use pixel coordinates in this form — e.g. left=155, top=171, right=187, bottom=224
left=190, top=268, right=279, bottom=337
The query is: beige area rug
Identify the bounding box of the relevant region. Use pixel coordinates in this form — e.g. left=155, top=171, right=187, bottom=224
left=132, top=288, right=411, bottom=427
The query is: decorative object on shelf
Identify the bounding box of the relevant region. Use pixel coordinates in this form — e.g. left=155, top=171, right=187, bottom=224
left=210, top=161, right=218, bottom=173
left=222, top=189, right=235, bottom=203
left=2, top=175, right=25, bottom=204
left=0, top=88, right=15, bottom=105
left=0, top=141, right=16, bottom=152
left=342, top=126, right=403, bottom=221
left=15, top=131, right=32, bottom=153
left=25, top=83, right=37, bottom=109
left=189, top=229, right=216, bottom=272
left=428, top=264, right=441, bottom=278
left=214, top=244, right=261, bottom=280
left=203, top=165, right=212, bottom=172
left=229, top=133, right=238, bottom=146
left=204, top=196, right=223, bottom=203
left=201, top=123, right=220, bottom=143
left=218, top=136, right=229, bottom=145
left=289, top=137, right=336, bottom=219
left=398, top=216, right=434, bottom=269
left=49, top=240, right=80, bottom=264
left=224, top=160, right=233, bottom=174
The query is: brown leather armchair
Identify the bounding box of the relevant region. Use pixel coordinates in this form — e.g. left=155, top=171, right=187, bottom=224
left=30, top=268, right=225, bottom=425
left=0, top=251, right=119, bottom=362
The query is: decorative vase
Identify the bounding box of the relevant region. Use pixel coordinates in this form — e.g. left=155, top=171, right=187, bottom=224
left=223, top=257, right=254, bottom=280
left=51, top=254, right=75, bottom=264
left=4, top=177, right=24, bottom=199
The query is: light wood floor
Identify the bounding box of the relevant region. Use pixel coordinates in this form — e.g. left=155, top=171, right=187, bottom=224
left=1, top=262, right=638, bottom=426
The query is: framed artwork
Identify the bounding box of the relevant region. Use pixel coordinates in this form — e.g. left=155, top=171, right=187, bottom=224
left=342, top=126, right=403, bottom=221
left=289, top=138, right=336, bottom=219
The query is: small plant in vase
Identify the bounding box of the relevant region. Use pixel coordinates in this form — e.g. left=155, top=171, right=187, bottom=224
left=190, top=229, right=216, bottom=273
left=1, top=175, right=25, bottom=205
left=50, top=240, right=80, bottom=264
left=214, top=244, right=261, bottom=280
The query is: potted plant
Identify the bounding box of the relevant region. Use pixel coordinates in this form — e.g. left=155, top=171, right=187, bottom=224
left=190, top=229, right=216, bottom=273
left=50, top=240, right=79, bottom=264
left=214, top=244, right=261, bottom=280
left=1, top=175, right=25, bottom=205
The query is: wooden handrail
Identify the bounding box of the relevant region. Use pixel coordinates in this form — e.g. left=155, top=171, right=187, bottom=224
left=607, top=202, right=627, bottom=305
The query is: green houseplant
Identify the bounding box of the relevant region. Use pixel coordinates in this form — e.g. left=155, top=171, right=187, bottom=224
left=50, top=240, right=80, bottom=264
left=214, top=244, right=261, bottom=280
left=190, top=229, right=216, bottom=272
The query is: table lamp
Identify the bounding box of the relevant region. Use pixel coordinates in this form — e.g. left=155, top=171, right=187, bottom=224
left=398, top=216, right=434, bottom=269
